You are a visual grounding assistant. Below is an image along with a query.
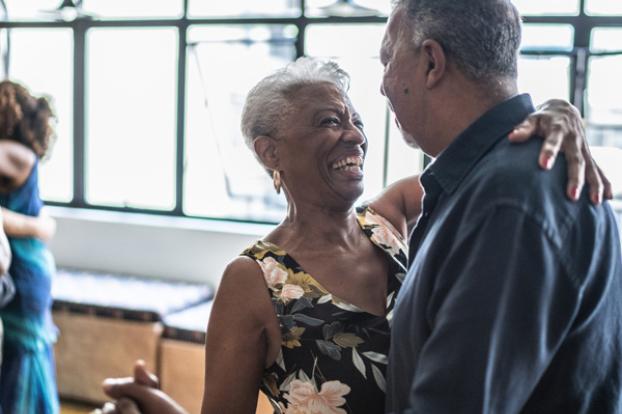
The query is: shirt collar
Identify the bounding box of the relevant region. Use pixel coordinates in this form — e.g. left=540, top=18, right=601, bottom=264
left=422, top=94, right=535, bottom=196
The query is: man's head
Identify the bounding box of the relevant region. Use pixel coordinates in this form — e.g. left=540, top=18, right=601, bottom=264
left=380, top=0, right=522, bottom=155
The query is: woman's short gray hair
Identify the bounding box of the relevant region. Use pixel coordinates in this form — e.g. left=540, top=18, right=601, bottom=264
left=241, top=57, right=350, bottom=148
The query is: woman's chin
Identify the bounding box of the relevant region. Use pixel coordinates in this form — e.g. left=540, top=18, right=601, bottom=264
left=334, top=183, right=365, bottom=207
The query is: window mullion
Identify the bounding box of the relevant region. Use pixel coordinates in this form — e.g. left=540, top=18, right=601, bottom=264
left=72, top=21, right=87, bottom=207
left=175, top=21, right=188, bottom=215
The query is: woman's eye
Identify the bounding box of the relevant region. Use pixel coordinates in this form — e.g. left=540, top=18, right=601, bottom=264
left=354, top=120, right=365, bottom=129
left=321, top=117, right=340, bottom=126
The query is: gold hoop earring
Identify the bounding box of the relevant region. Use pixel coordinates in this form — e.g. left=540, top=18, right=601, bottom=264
left=273, top=170, right=282, bottom=194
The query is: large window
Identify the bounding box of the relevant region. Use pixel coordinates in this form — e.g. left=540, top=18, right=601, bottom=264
left=1, top=1, right=621, bottom=223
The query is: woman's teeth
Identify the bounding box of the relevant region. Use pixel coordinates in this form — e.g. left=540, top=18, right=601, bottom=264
left=331, top=156, right=363, bottom=171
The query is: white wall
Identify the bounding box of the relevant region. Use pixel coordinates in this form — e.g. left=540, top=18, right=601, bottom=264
left=47, top=206, right=275, bottom=288
left=47, top=201, right=622, bottom=290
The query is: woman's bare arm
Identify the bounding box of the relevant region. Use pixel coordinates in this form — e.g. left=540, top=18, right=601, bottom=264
left=102, top=256, right=280, bottom=414
left=369, top=175, right=424, bottom=240
left=201, top=256, right=281, bottom=414
left=0, top=140, right=53, bottom=241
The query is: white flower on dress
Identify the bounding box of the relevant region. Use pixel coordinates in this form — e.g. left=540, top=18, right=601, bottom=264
left=258, top=256, right=288, bottom=288
left=363, top=210, right=383, bottom=227
left=280, top=284, right=305, bottom=303
left=370, top=225, right=401, bottom=257
left=284, top=379, right=351, bottom=414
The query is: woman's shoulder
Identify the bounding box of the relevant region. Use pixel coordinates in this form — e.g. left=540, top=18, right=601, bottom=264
left=222, top=254, right=264, bottom=282
left=214, top=255, right=274, bottom=321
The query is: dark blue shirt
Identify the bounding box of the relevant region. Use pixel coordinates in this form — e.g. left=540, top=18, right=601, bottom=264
left=386, top=94, right=622, bottom=413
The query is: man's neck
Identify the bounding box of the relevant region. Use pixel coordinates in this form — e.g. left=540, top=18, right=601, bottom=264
left=424, top=78, right=518, bottom=158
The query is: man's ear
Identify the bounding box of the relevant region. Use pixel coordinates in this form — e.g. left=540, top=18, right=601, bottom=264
left=253, top=135, right=279, bottom=171
left=421, top=39, right=446, bottom=89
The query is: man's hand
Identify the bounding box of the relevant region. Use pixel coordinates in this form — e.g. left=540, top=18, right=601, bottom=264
left=91, top=398, right=141, bottom=414
left=93, top=360, right=188, bottom=414
left=508, top=98, right=612, bottom=204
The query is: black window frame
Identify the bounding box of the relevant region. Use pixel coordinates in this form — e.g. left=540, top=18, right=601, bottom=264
left=0, top=0, right=620, bottom=224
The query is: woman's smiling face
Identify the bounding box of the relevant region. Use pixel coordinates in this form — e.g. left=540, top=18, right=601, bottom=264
left=275, top=82, right=368, bottom=210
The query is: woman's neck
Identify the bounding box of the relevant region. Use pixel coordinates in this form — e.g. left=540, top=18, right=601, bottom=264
left=272, top=201, right=362, bottom=253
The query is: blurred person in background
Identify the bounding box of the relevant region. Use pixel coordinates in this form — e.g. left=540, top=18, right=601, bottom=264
left=0, top=208, right=13, bottom=376
left=0, top=80, right=59, bottom=414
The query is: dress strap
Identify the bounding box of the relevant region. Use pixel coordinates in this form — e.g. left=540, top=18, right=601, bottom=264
left=356, top=205, right=409, bottom=272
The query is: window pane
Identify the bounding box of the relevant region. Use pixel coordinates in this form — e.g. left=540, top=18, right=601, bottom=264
left=184, top=25, right=296, bottom=221
left=188, top=0, right=299, bottom=18
left=306, top=24, right=389, bottom=199
left=306, top=0, right=389, bottom=17
left=587, top=56, right=622, bottom=125
left=591, top=28, right=622, bottom=53
left=586, top=55, right=622, bottom=198
left=6, top=28, right=73, bottom=202
left=586, top=136, right=622, bottom=198
left=4, top=0, right=59, bottom=20
left=517, top=56, right=571, bottom=106
left=81, top=0, right=183, bottom=19
left=521, top=24, right=574, bottom=52
left=86, top=28, right=177, bottom=210
left=586, top=0, right=622, bottom=16
left=512, top=0, right=579, bottom=16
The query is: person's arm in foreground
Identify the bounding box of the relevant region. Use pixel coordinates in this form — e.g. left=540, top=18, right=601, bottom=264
left=99, top=256, right=278, bottom=414
left=2, top=207, right=56, bottom=241
left=372, top=99, right=610, bottom=240
left=0, top=141, right=55, bottom=241
left=398, top=206, right=579, bottom=413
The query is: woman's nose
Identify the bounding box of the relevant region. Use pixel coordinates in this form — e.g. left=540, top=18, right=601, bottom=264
left=342, top=123, right=366, bottom=145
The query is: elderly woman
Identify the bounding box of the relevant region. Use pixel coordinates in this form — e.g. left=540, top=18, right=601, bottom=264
left=99, top=58, right=609, bottom=414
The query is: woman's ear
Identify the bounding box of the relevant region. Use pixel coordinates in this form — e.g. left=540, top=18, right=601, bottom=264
left=253, top=135, right=279, bottom=171
left=421, top=39, right=446, bottom=89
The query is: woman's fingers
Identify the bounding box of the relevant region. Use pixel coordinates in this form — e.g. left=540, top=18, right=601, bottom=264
left=562, top=135, right=586, bottom=201
left=508, top=118, right=537, bottom=143
left=584, top=155, right=604, bottom=205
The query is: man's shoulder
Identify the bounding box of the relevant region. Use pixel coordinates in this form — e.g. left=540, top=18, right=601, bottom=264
left=456, top=137, right=609, bottom=247
left=461, top=138, right=566, bottom=210
left=448, top=137, right=621, bottom=288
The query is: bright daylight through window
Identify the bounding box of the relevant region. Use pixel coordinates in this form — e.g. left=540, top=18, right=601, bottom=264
left=0, top=0, right=621, bottom=222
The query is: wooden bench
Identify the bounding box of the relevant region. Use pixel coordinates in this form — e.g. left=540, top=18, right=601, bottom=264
left=52, top=268, right=213, bottom=405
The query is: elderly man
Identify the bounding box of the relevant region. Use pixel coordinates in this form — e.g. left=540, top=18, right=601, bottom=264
left=381, top=1, right=622, bottom=413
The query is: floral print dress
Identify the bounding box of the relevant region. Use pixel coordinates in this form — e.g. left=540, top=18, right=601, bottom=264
left=242, top=206, right=408, bottom=414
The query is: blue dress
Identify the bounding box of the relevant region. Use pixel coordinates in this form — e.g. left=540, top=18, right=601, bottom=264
left=0, top=160, right=59, bottom=414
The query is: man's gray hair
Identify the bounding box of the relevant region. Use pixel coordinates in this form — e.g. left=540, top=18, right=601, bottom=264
left=396, top=0, right=522, bottom=82
left=241, top=57, right=350, bottom=147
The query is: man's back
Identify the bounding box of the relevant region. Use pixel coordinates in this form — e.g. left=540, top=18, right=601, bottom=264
left=387, top=95, right=622, bottom=413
